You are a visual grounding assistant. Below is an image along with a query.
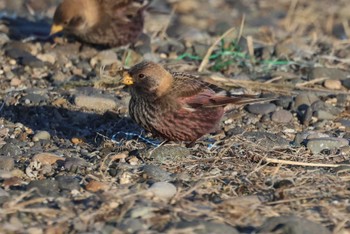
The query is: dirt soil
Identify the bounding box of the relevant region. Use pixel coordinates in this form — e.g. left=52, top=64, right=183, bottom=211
left=0, top=0, right=350, bottom=233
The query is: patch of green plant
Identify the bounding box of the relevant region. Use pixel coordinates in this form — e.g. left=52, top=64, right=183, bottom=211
left=177, top=39, right=291, bottom=72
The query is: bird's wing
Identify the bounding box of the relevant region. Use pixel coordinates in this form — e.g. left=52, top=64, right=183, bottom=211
left=102, top=0, right=149, bottom=22
left=171, top=72, right=272, bottom=109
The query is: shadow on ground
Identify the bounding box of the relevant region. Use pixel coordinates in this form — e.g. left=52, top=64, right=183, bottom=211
left=1, top=104, right=140, bottom=145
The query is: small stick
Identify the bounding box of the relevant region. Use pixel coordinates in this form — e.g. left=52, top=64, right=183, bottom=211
left=264, top=157, right=341, bottom=168
left=295, top=77, right=328, bottom=87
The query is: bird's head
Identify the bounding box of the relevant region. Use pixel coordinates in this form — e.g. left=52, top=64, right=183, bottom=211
left=50, top=0, right=100, bottom=35
left=123, top=61, right=173, bottom=97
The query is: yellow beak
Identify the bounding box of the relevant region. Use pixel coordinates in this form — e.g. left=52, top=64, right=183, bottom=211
left=123, top=72, right=134, bottom=85
left=50, top=24, right=64, bottom=35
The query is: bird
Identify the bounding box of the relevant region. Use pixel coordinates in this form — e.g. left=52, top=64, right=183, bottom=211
left=122, top=61, right=274, bottom=143
left=50, top=0, right=148, bottom=47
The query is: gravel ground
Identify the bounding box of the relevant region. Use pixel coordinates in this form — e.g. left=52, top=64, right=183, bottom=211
left=0, top=0, right=350, bottom=233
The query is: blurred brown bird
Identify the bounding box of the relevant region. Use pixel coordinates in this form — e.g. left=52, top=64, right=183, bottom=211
left=50, top=0, right=147, bottom=47
left=123, top=61, right=274, bottom=143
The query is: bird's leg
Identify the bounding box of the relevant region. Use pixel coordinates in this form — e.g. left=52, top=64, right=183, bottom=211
left=185, top=141, right=196, bottom=148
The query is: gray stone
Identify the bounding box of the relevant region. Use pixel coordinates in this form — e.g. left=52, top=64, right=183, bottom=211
left=274, top=96, right=293, bottom=109
left=314, top=110, right=337, bottom=120
left=56, top=176, right=80, bottom=191
left=294, top=93, right=319, bottom=110
left=307, top=137, right=349, bottom=154
left=311, top=101, right=341, bottom=115
left=258, top=215, right=331, bottom=234
left=27, top=179, right=60, bottom=197
left=309, top=67, right=348, bottom=80
left=64, top=157, right=89, bottom=172
left=0, top=143, right=21, bottom=157
left=143, top=164, right=173, bottom=182
left=271, top=110, right=293, bottom=123
left=22, top=93, right=47, bottom=104
left=247, top=103, right=276, bottom=115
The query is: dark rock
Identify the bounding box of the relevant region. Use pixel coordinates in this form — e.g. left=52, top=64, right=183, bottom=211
left=27, top=179, right=60, bottom=197
left=0, top=143, right=21, bottom=157
left=5, top=47, right=45, bottom=68
left=56, top=176, right=80, bottom=191
left=64, top=158, right=89, bottom=172
left=341, top=78, right=350, bottom=89
left=274, top=96, right=293, bottom=109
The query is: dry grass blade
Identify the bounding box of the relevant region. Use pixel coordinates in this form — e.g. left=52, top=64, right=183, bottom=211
left=207, top=75, right=350, bottom=95
left=263, top=157, right=345, bottom=168
left=198, top=27, right=236, bottom=72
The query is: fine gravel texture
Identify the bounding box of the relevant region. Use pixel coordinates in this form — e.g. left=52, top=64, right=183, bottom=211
left=0, top=0, right=350, bottom=233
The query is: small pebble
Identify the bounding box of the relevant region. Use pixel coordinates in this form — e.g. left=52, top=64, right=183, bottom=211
left=247, top=103, right=276, bottom=115
left=85, top=180, right=109, bottom=192
left=307, top=137, right=349, bottom=154
left=323, top=79, right=342, bottom=90
left=271, top=110, right=293, bottom=123
left=149, top=182, right=177, bottom=199
left=10, top=78, right=22, bottom=87
left=32, top=131, right=51, bottom=142
left=37, top=53, right=56, bottom=64
left=32, top=153, right=65, bottom=165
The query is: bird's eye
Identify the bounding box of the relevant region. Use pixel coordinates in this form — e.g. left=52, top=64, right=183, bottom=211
left=138, top=74, right=145, bottom=79
left=63, top=20, right=69, bottom=25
